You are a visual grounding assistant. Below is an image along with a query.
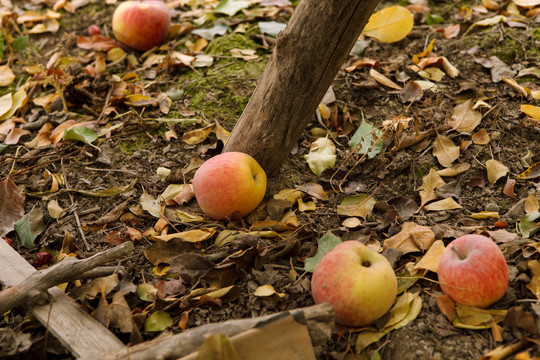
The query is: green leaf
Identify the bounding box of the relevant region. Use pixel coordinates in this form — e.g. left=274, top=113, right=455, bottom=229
left=63, top=126, right=97, bottom=144
left=303, top=232, right=341, bottom=272
left=349, top=118, right=383, bottom=159
left=426, top=13, right=444, bottom=25
left=337, top=194, right=376, bottom=218
left=0, top=33, right=4, bottom=61
left=15, top=208, right=46, bottom=249
left=213, top=0, right=250, bottom=16
left=144, top=311, right=173, bottom=332
left=0, top=144, right=6, bottom=154
left=304, top=137, right=336, bottom=176
left=258, top=21, right=287, bottom=37
left=519, top=212, right=540, bottom=238
left=13, top=35, right=29, bottom=56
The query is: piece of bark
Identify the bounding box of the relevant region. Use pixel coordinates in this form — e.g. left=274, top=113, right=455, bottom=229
left=224, top=0, right=382, bottom=174
left=97, top=303, right=334, bottom=360
left=0, top=240, right=127, bottom=358
left=0, top=241, right=134, bottom=314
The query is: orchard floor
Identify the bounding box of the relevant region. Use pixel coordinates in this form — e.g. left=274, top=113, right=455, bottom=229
left=2, top=1, right=540, bottom=359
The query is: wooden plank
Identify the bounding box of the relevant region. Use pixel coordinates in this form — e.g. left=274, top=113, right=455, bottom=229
left=0, top=239, right=125, bottom=359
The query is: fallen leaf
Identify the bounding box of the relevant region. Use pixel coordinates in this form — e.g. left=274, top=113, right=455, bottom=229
left=486, top=159, right=509, bottom=184
left=451, top=99, right=482, bottom=133
left=304, top=232, right=341, bottom=273
left=517, top=161, right=540, bottom=180
left=472, top=129, right=490, bottom=144
left=356, top=292, right=422, bottom=351
left=304, top=137, right=336, bottom=176
left=213, top=0, right=250, bottom=16
left=503, top=178, right=517, bottom=197
left=527, top=260, right=540, bottom=299
left=414, top=240, right=445, bottom=272
left=453, top=305, right=507, bottom=329
left=437, top=163, right=471, bottom=177
left=297, top=183, right=329, bottom=201
left=399, top=81, right=423, bottom=103
left=47, top=199, right=65, bottom=219
left=349, top=118, right=383, bottom=158
left=253, top=284, right=285, bottom=298
left=437, top=294, right=457, bottom=322
left=418, top=168, right=445, bottom=207
left=144, top=311, right=173, bottom=332
left=369, top=68, right=402, bottom=90
left=15, top=207, right=46, bottom=249
left=0, top=176, right=25, bottom=237
left=150, top=228, right=216, bottom=243
left=197, top=333, right=239, bottom=360
left=524, top=194, right=539, bottom=214
left=0, top=65, right=15, bottom=86
left=363, top=6, right=414, bottom=43
left=383, top=222, right=435, bottom=254
left=519, top=212, right=540, bottom=238
left=470, top=211, right=500, bottom=219
left=424, top=198, right=462, bottom=211
left=433, top=134, right=460, bottom=167
left=273, top=188, right=303, bottom=203
left=337, top=194, right=376, bottom=218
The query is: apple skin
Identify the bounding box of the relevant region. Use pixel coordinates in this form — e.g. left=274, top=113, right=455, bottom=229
left=192, top=152, right=267, bottom=221
left=438, top=234, right=508, bottom=308
left=112, top=1, right=171, bottom=51
left=311, top=241, right=398, bottom=327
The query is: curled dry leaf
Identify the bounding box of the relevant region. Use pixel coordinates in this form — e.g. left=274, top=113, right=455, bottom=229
left=383, top=222, right=435, bottom=254
left=470, top=211, right=499, bottom=219
left=304, top=137, right=336, bottom=176
left=472, top=129, right=490, bottom=144
left=486, top=159, right=509, bottom=184
left=424, top=198, right=462, bottom=211
left=524, top=193, right=539, bottom=214
left=369, top=68, right=402, bottom=90
left=182, top=124, right=216, bottom=145
left=253, top=284, right=285, bottom=298
left=503, top=178, right=517, bottom=198
left=414, top=240, right=445, bottom=273
left=418, top=168, right=445, bottom=207
left=517, top=161, right=540, bottom=180
left=437, top=294, right=457, bottom=323
left=437, top=163, right=471, bottom=177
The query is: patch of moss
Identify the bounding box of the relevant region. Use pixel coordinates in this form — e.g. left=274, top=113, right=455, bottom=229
left=532, top=27, right=540, bottom=41
left=205, top=33, right=259, bottom=55
left=414, top=162, right=436, bottom=178
left=181, top=58, right=267, bottom=128
left=118, top=132, right=151, bottom=154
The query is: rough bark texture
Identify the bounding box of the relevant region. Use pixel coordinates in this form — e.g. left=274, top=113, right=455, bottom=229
left=223, top=0, right=382, bottom=174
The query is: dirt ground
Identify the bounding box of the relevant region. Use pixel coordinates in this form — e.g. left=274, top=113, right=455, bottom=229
left=1, top=0, right=540, bottom=359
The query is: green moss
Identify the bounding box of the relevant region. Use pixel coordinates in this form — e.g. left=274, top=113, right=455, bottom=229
left=532, top=27, right=540, bottom=41
left=205, top=33, right=260, bottom=55
left=414, top=162, right=436, bottom=178
left=118, top=133, right=151, bottom=154
left=181, top=58, right=267, bottom=128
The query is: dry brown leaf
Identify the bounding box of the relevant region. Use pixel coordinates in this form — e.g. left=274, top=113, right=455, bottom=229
left=298, top=183, right=329, bottom=201
left=472, top=128, right=490, bottom=144
left=414, top=239, right=445, bottom=272
left=503, top=178, right=517, bottom=197
left=369, top=68, right=402, bottom=90
left=437, top=294, right=457, bottom=322
left=451, top=99, right=482, bottom=133
left=0, top=65, right=15, bottom=87
left=444, top=24, right=460, bottom=39
left=437, top=163, right=471, bottom=177
left=486, top=159, right=509, bottom=184
left=336, top=194, right=376, bottom=218
left=524, top=194, right=539, bottom=214
left=517, top=161, right=540, bottom=180
left=150, top=228, right=216, bottom=243
left=383, top=222, right=435, bottom=254
left=182, top=124, right=216, bottom=145
left=273, top=188, right=303, bottom=203
left=424, top=198, right=462, bottom=211
left=24, top=123, right=53, bottom=149
left=418, top=168, right=445, bottom=207
left=433, top=134, right=460, bottom=167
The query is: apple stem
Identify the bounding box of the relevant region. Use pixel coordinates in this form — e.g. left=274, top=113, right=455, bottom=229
left=450, top=245, right=467, bottom=260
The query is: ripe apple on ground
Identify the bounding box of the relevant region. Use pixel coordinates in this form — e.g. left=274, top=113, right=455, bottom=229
left=112, top=1, right=171, bottom=51
left=311, top=241, right=398, bottom=327
left=192, top=152, right=267, bottom=221
left=437, top=234, right=508, bottom=308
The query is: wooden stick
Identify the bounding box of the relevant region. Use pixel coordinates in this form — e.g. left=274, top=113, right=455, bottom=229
left=97, top=303, right=334, bottom=360
left=224, top=0, right=382, bottom=174
left=0, top=241, right=134, bottom=314
left=0, top=240, right=127, bottom=358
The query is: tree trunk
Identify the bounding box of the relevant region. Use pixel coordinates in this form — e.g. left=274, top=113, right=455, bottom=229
left=223, top=0, right=381, bottom=174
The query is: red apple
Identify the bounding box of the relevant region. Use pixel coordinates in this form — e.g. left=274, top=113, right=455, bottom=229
left=34, top=251, right=54, bottom=268
left=88, top=24, right=101, bottom=36
left=437, top=234, right=508, bottom=308
left=112, top=1, right=171, bottom=51
left=311, top=241, right=398, bottom=327
left=192, top=152, right=267, bottom=220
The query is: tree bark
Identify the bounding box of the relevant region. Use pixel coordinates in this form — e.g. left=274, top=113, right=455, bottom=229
left=223, top=0, right=382, bottom=174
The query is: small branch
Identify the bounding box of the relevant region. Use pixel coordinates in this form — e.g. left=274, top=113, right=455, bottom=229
left=0, top=242, right=134, bottom=314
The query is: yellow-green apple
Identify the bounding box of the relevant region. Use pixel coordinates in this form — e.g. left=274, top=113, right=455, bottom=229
left=311, top=241, right=397, bottom=327
left=112, top=1, right=170, bottom=51
left=438, top=234, right=508, bottom=308
left=192, top=152, right=267, bottom=220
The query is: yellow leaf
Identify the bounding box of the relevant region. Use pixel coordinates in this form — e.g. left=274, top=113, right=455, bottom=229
left=297, top=197, right=316, bottom=212
left=337, top=194, right=376, bottom=218
left=433, top=134, right=460, bottom=167
left=424, top=198, right=462, bottom=211
left=524, top=193, right=539, bottom=214
left=0, top=65, right=15, bottom=86
left=412, top=39, right=435, bottom=64
left=0, top=93, right=13, bottom=119
left=253, top=284, right=285, bottom=297
left=470, top=211, right=500, bottom=219
left=150, top=228, right=216, bottom=242
left=363, top=6, right=414, bottom=43
left=521, top=104, right=540, bottom=120
left=527, top=260, right=540, bottom=299
left=304, top=137, right=336, bottom=176
left=124, top=94, right=157, bottom=107
left=453, top=305, right=507, bottom=329
left=418, top=168, right=445, bottom=207
left=273, top=188, right=303, bottom=203
left=182, top=124, right=216, bottom=145
left=383, top=222, right=435, bottom=254
left=414, top=240, right=445, bottom=273
left=437, top=163, right=471, bottom=177
left=0, top=88, right=28, bottom=121
left=486, top=159, right=509, bottom=184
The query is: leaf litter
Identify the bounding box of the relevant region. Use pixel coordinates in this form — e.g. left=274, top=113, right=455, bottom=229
left=1, top=0, right=540, bottom=358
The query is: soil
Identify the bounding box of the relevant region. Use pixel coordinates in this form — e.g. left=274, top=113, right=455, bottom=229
left=1, top=0, right=540, bottom=359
